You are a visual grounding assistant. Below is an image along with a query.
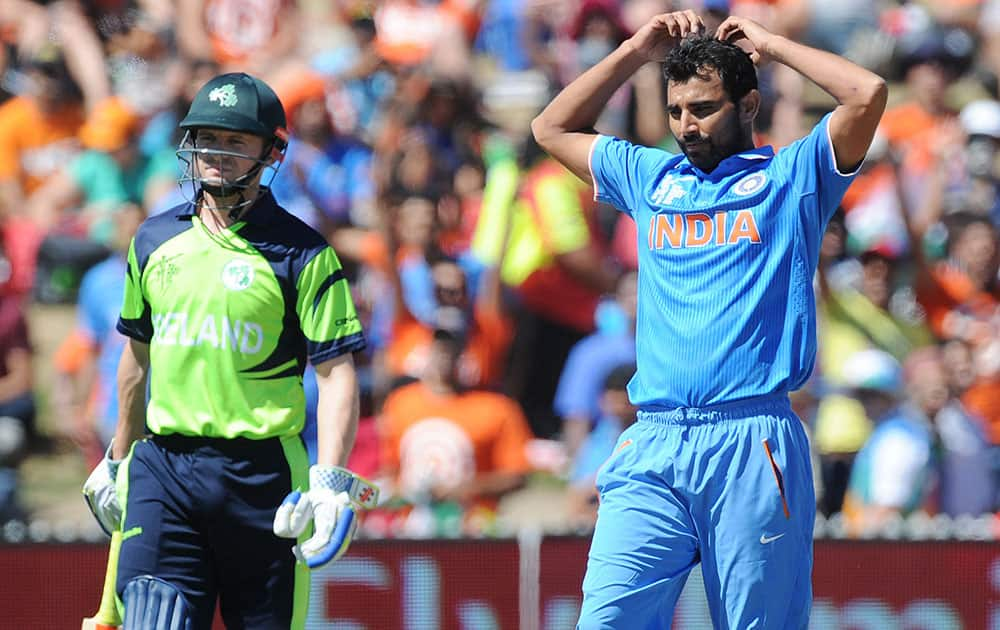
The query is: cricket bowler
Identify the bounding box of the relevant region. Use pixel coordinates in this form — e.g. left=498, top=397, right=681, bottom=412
left=532, top=10, right=887, bottom=628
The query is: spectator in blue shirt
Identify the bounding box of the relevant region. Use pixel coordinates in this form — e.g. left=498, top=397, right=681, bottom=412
left=554, top=271, right=637, bottom=458
left=843, top=349, right=936, bottom=535
left=271, top=71, right=375, bottom=237
left=566, top=363, right=637, bottom=528
left=51, top=203, right=144, bottom=464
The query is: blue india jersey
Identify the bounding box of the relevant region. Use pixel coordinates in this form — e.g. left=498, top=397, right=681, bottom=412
left=590, top=113, right=858, bottom=409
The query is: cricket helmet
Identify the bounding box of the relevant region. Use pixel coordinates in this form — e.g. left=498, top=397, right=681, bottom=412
left=180, top=72, right=288, bottom=146
left=176, top=73, right=289, bottom=209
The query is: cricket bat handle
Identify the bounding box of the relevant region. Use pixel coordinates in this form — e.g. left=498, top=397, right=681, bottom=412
left=81, top=529, right=123, bottom=630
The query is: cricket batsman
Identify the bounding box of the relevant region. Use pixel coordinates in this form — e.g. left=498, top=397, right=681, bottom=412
left=82, top=72, right=376, bottom=629
left=532, top=11, right=887, bottom=628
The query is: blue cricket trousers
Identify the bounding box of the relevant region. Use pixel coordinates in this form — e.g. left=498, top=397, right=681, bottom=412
left=578, top=393, right=815, bottom=629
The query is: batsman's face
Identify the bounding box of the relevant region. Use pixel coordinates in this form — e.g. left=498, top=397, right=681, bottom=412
left=667, top=68, right=756, bottom=172
left=193, top=129, right=265, bottom=185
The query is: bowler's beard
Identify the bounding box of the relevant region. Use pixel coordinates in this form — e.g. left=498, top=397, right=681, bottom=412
left=677, top=113, right=750, bottom=173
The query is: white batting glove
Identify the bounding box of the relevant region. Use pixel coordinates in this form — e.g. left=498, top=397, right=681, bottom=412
left=82, top=443, right=122, bottom=536
left=273, top=466, right=379, bottom=568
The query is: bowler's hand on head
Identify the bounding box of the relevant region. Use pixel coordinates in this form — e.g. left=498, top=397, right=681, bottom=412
left=714, top=16, right=774, bottom=65
left=628, top=11, right=706, bottom=63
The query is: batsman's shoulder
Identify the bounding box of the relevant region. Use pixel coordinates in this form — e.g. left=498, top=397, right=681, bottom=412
left=267, top=204, right=330, bottom=254
left=132, top=203, right=198, bottom=266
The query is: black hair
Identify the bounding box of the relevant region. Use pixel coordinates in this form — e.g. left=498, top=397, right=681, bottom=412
left=944, top=211, right=998, bottom=252
left=663, top=35, right=758, bottom=103
left=27, top=50, right=84, bottom=103
left=603, top=363, right=636, bottom=392
left=858, top=248, right=894, bottom=265
left=828, top=206, right=846, bottom=229
left=426, top=252, right=461, bottom=269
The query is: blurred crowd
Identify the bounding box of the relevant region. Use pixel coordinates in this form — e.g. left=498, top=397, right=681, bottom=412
left=0, top=0, right=998, bottom=540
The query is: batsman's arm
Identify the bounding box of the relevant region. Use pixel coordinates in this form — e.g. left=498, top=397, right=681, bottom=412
left=273, top=353, right=371, bottom=569
left=111, top=339, right=149, bottom=459
left=313, top=353, right=359, bottom=468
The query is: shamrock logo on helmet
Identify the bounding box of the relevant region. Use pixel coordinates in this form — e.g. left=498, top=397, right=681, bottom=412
left=208, top=84, right=239, bottom=108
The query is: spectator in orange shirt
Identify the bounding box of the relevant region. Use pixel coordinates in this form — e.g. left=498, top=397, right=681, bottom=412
left=892, top=108, right=1000, bottom=447
left=908, top=212, right=1000, bottom=442
left=880, top=23, right=971, bottom=202
left=176, top=0, right=301, bottom=74
left=358, top=187, right=512, bottom=391
left=0, top=49, right=84, bottom=297
left=914, top=213, right=998, bottom=345
left=27, top=97, right=176, bottom=240
left=378, top=322, right=533, bottom=536
left=384, top=249, right=512, bottom=391
left=0, top=48, right=84, bottom=209
left=373, top=0, right=471, bottom=77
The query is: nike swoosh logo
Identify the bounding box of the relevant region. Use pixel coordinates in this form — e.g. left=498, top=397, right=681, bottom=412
left=760, top=533, right=785, bottom=544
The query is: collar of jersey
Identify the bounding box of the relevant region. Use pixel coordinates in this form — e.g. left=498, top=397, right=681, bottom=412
left=676, top=145, right=774, bottom=181
left=178, top=187, right=280, bottom=225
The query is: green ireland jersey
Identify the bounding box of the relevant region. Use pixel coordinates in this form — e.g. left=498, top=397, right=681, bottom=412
left=117, top=191, right=366, bottom=439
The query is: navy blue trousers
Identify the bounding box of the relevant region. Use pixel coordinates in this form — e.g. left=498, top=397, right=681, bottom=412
left=116, top=434, right=310, bottom=629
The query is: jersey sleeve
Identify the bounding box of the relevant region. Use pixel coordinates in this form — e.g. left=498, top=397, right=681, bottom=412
left=774, top=112, right=861, bottom=225
left=589, top=135, right=672, bottom=217
left=295, top=246, right=367, bottom=364
left=116, top=238, right=154, bottom=342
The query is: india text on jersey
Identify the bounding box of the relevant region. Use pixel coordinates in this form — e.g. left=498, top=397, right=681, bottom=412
left=647, top=210, right=761, bottom=250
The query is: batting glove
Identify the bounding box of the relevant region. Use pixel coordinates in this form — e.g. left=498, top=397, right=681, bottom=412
left=272, top=466, right=379, bottom=568
left=82, top=442, right=122, bottom=537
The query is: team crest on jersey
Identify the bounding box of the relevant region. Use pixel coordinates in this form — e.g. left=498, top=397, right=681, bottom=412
left=209, top=84, right=238, bottom=108
left=733, top=172, right=767, bottom=196
left=222, top=259, right=254, bottom=291
left=650, top=174, right=695, bottom=206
